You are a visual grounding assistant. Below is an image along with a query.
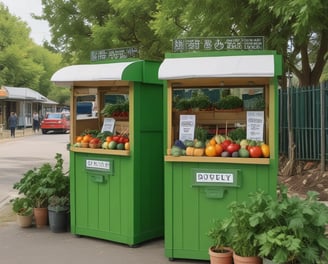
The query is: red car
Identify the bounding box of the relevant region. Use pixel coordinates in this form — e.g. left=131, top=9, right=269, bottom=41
left=40, top=112, right=70, bottom=134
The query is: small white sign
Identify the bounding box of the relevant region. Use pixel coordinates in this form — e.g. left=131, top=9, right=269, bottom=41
left=196, top=173, right=234, bottom=183
left=246, top=111, right=264, bottom=141
left=101, top=118, right=115, bottom=133
left=86, top=159, right=110, bottom=170
left=179, top=115, right=196, bottom=141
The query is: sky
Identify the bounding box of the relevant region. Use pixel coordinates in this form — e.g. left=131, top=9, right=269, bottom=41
left=0, top=0, right=51, bottom=45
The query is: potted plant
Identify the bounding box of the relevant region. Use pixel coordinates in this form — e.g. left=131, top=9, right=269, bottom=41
left=48, top=195, right=70, bottom=233
left=208, top=218, right=233, bottom=264
left=11, top=197, right=33, bottom=228
left=13, top=153, right=68, bottom=228
left=254, top=185, right=328, bottom=264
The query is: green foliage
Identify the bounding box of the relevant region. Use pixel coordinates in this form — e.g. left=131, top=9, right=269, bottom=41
left=100, top=100, right=129, bottom=116
left=13, top=153, right=69, bottom=208
left=212, top=185, right=328, bottom=262
left=48, top=195, right=69, bottom=212
left=228, top=128, right=246, bottom=141
left=11, top=197, right=33, bottom=216
left=216, top=95, right=243, bottom=110
left=208, top=218, right=233, bottom=252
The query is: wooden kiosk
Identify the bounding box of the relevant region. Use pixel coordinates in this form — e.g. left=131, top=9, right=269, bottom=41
left=158, top=50, right=282, bottom=260
left=51, top=59, right=164, bottom=246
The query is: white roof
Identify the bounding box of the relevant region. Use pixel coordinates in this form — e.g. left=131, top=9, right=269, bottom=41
left=158, top=55, right=275, bottom=79
left=51, top=61, right=139, bottom=84
left=3, top=86, right=47, bottom=101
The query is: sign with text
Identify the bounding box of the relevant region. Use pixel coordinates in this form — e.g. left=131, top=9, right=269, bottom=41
left=192, top=169, right=240, bottom=187
left=172, top=36, right=264, bottom=53
left=85, top=158, right=113, bottom=174
left=101, top=118, right=115, bottom=133
left=246, top=111, right=264, bottom=141
left=90, top=47, right=139, bottom=62
left=179, top=115, right=196, bottom=141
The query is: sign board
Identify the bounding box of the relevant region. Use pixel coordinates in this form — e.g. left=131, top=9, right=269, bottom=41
left=192, top=168, right=241, bottom=187
left=85, top=158, right=114, bottom=175
left=246, top=111, right=264, bottom=141
left=90, top=47, right=139, bottom=62
left=101, top=118, right=115, bottom=133
left=172, top=36, right=264, bottom=53
left=179, top=115, right=196, bottom=141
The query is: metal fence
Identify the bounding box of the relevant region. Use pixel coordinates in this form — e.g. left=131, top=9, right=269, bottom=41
left=279, top=82, right=328, bottom=160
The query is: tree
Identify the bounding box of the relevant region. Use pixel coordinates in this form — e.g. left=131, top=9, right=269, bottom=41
left=0, top=3, right=63, bottom=99
left=39, top=0, right=328, bottom=85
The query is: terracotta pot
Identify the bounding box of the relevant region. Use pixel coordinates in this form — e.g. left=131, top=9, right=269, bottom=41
left=209, top=247, right=233, bottom=264
left=16, top=214, right=33, bottom=228
left=233, top=252, right=262, bottom=264
left=33, top=207, right=48, bottom=228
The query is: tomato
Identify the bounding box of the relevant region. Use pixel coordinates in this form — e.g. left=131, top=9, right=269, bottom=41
left=261, top=143, right=270, bottom=158
left=226, top=143, right=241, bottom=154
left=249, top=146, right=262, bottom=158
left=221, top=139, right=232, bottom=150
left=205, top=145, right=217, bottom=157
left=112, top=135, right=120, bottom=142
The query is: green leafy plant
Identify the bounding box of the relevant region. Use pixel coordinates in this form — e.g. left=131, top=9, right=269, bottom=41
left=101, top=100, right=129, bottom=117
left=215, top=95, right=243, bottom=110
left=208, top=217, right=233, bottom=253
left=13, top=153, right=69, bottom=208
left=228, top=128, right=246, bottom=141
left=48, top=195, right=69, bottom=213
left=216, top=185, right=328, bottom=262
left=11, top=197, right=33, bottom=216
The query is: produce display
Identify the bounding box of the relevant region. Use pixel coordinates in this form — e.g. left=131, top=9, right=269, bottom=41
left=169, top=134, right=270, bottom=158
left=73, top=129, right=130, bottom=150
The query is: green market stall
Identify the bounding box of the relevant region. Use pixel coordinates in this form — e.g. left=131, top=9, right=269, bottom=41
left=158, top=50, right=282, bottom=260
left=51, top=59, right=164, bottom=246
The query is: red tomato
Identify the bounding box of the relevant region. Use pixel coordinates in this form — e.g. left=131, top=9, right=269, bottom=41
left=249, top=146, right=262, bottom=158
left=226, top=143, right=241, bottom=154
left=221, top=139, right=232, bottom=151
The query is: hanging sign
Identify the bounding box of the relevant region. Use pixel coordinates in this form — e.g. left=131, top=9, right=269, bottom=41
left=90, top=47, right=139, bottom=62
left=246, top=111, right=264, bottom=141
left=172, top=36, right=264, bottom=53
left=179, top=115, right=196, bottom=141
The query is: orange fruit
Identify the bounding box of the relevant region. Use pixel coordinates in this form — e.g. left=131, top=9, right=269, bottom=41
left=82, top=134, right=91, bottom=143
left=215, top=143, right=223, bottom=156
left=76, top=136, right=83, bottom=143
left=209, top=138, right=216, bottom=146
left=106, top=136, right=112, bottom=143
left=205, top=145, right=217, bottom=157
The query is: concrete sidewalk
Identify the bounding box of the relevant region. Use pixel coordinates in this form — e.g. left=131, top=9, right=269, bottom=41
left=0, top=201, right=208, bottom=264
left=0, top=127, right=36, bottom=140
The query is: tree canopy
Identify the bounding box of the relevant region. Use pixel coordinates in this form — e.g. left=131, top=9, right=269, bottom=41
left=0, top=3, right=64, bottom=99
left=39, top=0, right=328, bottom=87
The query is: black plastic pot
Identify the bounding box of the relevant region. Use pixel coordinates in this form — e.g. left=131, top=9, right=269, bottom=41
left=48, top=206, right=69, bottom=233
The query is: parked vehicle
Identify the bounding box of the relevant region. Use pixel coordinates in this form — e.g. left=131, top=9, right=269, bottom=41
left=40, top=112, right=70, bottom=134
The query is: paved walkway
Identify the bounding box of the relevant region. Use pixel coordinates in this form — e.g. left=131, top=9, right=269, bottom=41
left=0, top=129, right=209, bottom=264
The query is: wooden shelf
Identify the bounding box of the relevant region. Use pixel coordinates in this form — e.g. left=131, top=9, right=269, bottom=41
left=70, top=146, right=130, bottom=156
left=164, top=155, right=270, bottom=165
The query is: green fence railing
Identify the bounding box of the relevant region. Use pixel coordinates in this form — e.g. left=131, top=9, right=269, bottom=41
left=279, top=82, right=328, bottom=160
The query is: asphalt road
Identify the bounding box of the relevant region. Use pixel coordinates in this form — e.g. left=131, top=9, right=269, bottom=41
left=0, top=132, right=70, bottom=206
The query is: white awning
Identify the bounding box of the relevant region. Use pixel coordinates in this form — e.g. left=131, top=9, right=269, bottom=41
left=51, top=61, right=140, bottom=84
left=158, top=55, right=275, bottom=80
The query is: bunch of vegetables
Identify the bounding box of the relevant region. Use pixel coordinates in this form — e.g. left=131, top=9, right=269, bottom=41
left=73, top=129, right=130, bottom=150
left=169, top=134, right=270, bottom=158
